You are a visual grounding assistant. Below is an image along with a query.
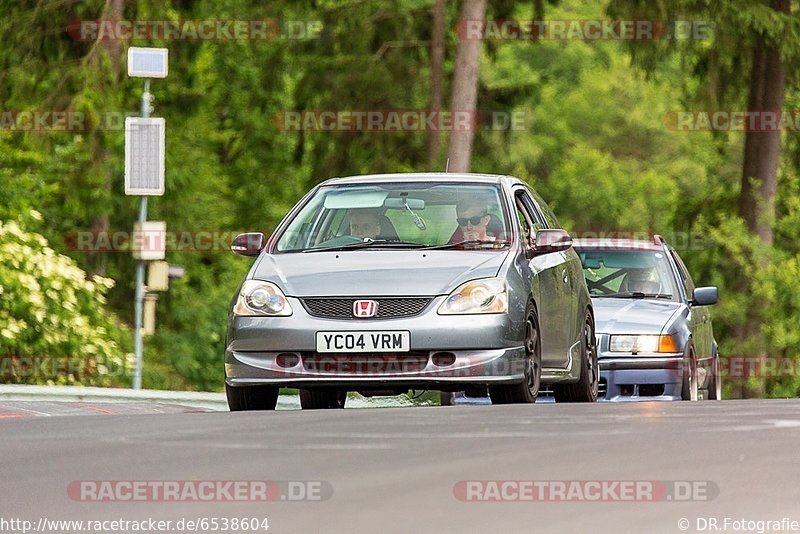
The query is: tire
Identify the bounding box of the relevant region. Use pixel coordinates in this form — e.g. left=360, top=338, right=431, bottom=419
left=681, top=347, right=698, bottom=401
left=489, top=303, right=541, bottom=404
left=707, top=353, right=722, bottom=400
left=300, top=389, right=347, bottom=409
left=553, top=312, right=599, bottom=403
left=439, top=391, right=454, bottom=406
left=226, top=383, right=279, bottom=411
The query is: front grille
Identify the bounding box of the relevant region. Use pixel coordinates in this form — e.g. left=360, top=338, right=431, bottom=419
left=300, top=297, right=432, bottom=319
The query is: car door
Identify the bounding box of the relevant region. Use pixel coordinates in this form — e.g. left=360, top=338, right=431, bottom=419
left=670, top=248, right=712, bottom=361
left=526, top=188, right=580, bottom=365
left=513, top=188, right=569, bottom=368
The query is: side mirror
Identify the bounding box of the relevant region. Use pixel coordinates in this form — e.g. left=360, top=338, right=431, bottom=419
left=231, top=232, right=265, bottom=257
left=692, top=286, right=718, bottom=306
left=530, top=229, right=573, bottom=256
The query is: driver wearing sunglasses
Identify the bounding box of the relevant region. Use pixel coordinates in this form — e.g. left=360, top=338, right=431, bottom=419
left=455, top=202, right=492, bottom=241
left=450, top=199, right=497, bottom=243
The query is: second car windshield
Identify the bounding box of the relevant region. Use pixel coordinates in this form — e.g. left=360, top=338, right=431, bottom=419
left=575, top=247, right=679, bottom=301
left=274, top=182, right=510, bottom=252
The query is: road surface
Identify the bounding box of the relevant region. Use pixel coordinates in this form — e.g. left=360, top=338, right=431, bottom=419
left=1, top=399, right=799, bottom=533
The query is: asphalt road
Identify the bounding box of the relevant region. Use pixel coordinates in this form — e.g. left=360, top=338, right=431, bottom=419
left=2, top=399, right=800, bottom=534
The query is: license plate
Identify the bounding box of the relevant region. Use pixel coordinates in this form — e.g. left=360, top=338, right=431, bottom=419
left=316, top=331, right=410, bottom=353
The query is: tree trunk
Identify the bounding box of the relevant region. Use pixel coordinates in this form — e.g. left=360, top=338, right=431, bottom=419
left=733, top=0, right=788, bottom=398
left=426, top=0, right=445, bottom=168
left=446, top=0, right=487, bottom=173
left=87, top=0, right=125, bottom=276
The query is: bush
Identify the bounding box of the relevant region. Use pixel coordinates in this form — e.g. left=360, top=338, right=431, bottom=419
left=0, top=217, right=131, bottom=386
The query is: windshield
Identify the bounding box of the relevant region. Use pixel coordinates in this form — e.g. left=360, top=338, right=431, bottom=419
left=275, top=182, right=510, bottom=252
left=575, top=246, right=679, bottom=301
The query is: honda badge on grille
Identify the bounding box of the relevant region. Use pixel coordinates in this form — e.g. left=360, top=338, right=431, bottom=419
left=353, top=300, right=378, bottom=318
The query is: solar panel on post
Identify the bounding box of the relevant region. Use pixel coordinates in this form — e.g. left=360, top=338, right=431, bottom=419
left=125, top=117, right=165, bottom=196
left=127, top=47, right=168, bottom=78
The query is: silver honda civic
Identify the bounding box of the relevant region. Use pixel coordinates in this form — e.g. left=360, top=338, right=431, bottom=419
left=224, top=173, right=598, bottom=410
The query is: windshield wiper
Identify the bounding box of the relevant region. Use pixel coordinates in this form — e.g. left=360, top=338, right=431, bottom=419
left=425, top=239, right=511, bottom=250
left=302, top=239, right=428, bottom=253
left=602, top=292, right=673, bottom=299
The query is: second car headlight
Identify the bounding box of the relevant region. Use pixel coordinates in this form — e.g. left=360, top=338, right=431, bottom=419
left=438, top=277, right=508, bottom=315
left=609, top=334, right=679, bottom=354
left=234, top=280, right=293, bottom=316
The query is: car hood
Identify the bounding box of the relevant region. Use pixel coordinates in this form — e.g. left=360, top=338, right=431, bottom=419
left=592, top=298, right=683, bottom=335
left=251, top=250, right=509, bottom=297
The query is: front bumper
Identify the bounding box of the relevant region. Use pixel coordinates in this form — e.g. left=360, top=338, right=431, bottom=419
left=593, top=332, right=684, bottom=401
left=225, top=296, right=526, bottom=389
left=597, top=354, right=684, bottom=402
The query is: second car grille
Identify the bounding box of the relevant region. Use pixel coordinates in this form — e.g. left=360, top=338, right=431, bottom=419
left=300, top=297, right=432, bottom=319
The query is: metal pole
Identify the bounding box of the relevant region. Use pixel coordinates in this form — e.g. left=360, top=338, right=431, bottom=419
left=132, top=79, right=151, bottom=390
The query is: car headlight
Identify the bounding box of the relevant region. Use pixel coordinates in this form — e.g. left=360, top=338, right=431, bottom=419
left=234, top=280, right=292, bottom=316
left=609, top=334, right=679, bottom=354
left=438, top=277, right=508, bottom=315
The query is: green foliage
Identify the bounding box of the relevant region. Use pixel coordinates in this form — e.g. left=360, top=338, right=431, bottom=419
left=1, top=0, right=799, bottom=397
left=0, top=218, right=131, bottom=385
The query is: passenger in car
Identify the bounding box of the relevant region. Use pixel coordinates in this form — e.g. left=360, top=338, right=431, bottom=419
left=349, top=209, right=399, bottom=240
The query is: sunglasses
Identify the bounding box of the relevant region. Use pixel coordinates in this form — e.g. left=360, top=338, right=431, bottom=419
left=457, top=214, right=487, bottom=226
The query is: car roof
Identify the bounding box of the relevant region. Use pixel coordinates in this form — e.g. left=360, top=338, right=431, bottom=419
left=573, top=238, right=665, bottom=252
left=320, top=172, right=523, bottom=186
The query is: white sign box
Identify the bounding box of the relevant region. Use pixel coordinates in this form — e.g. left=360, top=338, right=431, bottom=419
left=128, top=47, right=169, bottom=78
left=125, top=117, right=165, bottom=196
left=132, top=221, right=167, bottom=261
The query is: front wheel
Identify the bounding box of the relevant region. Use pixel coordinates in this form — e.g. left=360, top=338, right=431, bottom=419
left=226, top=383, right=279, bottom=411
left=707, top=353, right=722, bottom=400
left=681, top=348, right=698, bottom=401
left=490, top=304, right=541, bottom=404
left=553, top=312, right=599, bottom=403
left=300, top=389, right=347, bottom=409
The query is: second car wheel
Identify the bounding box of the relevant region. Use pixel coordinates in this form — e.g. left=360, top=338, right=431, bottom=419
left=553, top=312, right=599, bottom=403
left=489, top=303, right=541, bottom=404
left=300, top=389, right=347, bottom=409
left=707, top=353, right=722, bottom=400
left=681, top=347, right=698, bottom=401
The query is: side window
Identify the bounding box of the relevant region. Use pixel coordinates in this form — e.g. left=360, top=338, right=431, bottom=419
left=526, top=186, right=562, bottom=229
left=517, top=189, right=546, bottom=231
left=514, top=191, right=536, bottom=244
left=670, top=249, right=696, bottom=296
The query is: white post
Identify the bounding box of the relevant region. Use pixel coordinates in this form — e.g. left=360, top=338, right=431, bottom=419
left=132, top=79, right=151, bottom=390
